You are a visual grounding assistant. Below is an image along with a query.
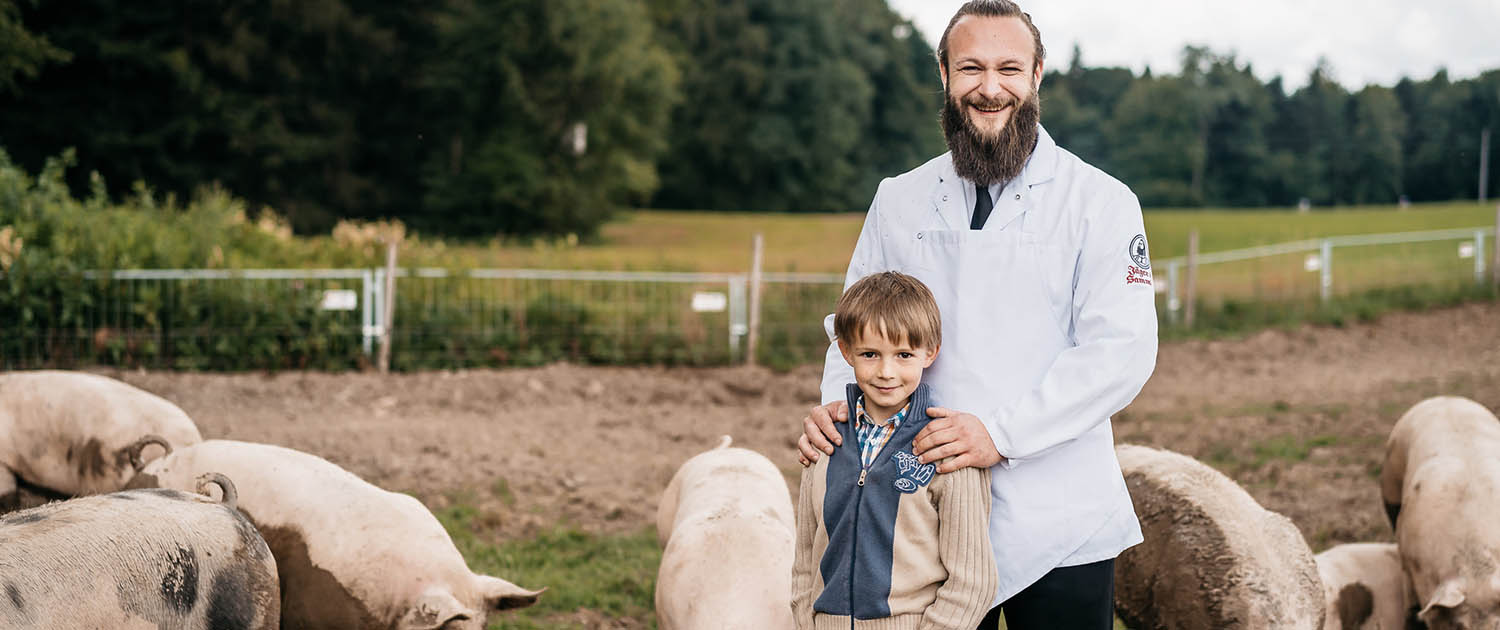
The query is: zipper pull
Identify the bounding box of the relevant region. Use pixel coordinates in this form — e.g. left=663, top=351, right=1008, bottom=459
left=857, top=469, right=867, bottom=486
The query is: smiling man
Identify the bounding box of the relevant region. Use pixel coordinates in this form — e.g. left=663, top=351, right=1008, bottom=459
left=795, top=1, right=1160, bottom=628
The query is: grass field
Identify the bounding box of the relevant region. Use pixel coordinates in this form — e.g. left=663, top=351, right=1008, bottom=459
left=415, top=201, right=1499, bottom=274
left=438, top=498, right=1127, bottom=630
left=453, top=202, right=1498, bottom=343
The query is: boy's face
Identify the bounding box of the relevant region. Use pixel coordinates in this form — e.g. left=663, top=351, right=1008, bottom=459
left=838, top=323, right=939, bottom=422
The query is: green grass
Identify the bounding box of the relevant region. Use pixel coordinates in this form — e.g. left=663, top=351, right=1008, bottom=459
left=393, top=201, right=1499, bottom=274
left=1252, top=434, right=1340, bottom=465
left=433, top=493, right=1134, bottom=629
left=1207, top=434, right=1343, bottom=476
left=434, top=499, right=661, bottom=629
left=1143, top=201, right=1495, bottom=259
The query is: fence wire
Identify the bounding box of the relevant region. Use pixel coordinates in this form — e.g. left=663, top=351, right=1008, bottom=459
left=1, top=225, right=1494, bottom=370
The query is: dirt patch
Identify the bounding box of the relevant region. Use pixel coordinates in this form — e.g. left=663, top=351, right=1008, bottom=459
left=100, top=302, right=1500, bottom=550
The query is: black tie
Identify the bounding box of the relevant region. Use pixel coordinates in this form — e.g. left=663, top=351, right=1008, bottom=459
left=970, top=183, right=994, bottom=230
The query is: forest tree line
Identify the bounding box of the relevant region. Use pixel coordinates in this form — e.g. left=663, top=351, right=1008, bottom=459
left=1, top=0, right=1497, bottom=237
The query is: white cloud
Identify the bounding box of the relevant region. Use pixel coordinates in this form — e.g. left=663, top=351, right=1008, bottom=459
left=885, top=0, right=1500, bottom=89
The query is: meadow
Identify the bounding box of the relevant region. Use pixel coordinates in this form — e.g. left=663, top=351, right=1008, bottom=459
left=443, top=201, right=1499, bottom=273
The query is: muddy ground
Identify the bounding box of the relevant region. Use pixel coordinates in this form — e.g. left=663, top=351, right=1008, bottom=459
left=100, top=301, right=1500, bottom=553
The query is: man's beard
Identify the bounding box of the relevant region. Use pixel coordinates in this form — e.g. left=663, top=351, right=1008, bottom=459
left=941, top=85, right=1041, bottom=188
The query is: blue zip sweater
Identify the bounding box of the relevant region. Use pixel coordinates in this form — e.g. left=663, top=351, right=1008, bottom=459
left=791, top=383, right=997, bottom=630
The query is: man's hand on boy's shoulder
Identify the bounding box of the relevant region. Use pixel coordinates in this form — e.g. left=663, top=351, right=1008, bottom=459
left=914, top=408, right=1004, bottom=473
left=797, top=400, right=849, bottom=467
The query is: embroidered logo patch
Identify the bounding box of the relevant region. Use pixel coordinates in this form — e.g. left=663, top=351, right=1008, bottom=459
left=891, top=451, right=936, bottom=494
left=1129, top=234, right=1151, bottom=269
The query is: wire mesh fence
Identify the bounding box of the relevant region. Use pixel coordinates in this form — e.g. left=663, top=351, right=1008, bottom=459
left=1156, top=227, right=1496, bottom=324
left=1, top=270, right=370, bottom=371
left=2, top=225, right=1494, bottom=371
left=0, top=267, right=846, bottom=370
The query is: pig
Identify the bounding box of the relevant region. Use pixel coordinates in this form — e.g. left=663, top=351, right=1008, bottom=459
left=655, top=435, right=795, bottom=630
left=1114, top=444, right=1325, bottom=630
left=1315, top=543, right=1418, bottom=630
left=0, top=472, right=279, bottom=630
left=128, top=439, right=543, bottom=630
left=0, top=370, right=202, bottom=509
left=1380, top=396, right=1500, bottom=629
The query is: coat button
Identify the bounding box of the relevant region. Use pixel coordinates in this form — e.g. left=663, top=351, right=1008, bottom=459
left=916, top=232, right=924, bottom=239
left=1015, top=193, right=1022, bottom=200
left=942, top=195, right=949, bottom=202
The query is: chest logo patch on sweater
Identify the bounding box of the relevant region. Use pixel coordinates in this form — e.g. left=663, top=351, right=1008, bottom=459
left=891, top=451, right=936, bottom=493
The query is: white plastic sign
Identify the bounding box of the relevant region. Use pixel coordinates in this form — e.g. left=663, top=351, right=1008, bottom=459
left=320, top=289, right=359, bottom=311
left=690, top=291, right=728, bottom=312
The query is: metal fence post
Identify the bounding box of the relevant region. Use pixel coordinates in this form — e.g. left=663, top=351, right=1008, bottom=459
left=371, top=268, right=385, bottom=359
left=361, top=269, right=375, bottom=356
left=1476, top=230, right=1487, bottom=286
left=727, top=275, right=747, bottom=360
left=1319, top=239, right=1333, bottom=302
left=1185, top=230, right=1198, bottom=329
left=1166, top=261, right=1180, bottom=324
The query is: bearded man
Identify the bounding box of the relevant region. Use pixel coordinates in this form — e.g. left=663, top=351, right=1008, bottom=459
left=794, top=1, right=1159, bottom=628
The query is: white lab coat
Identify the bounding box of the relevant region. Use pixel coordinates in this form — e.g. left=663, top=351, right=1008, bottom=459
left=819, top=126, right=1158, bottom=604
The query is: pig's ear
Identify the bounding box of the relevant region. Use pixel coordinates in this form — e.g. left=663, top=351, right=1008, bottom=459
left=1418, top=580, right=1465, bottom=623
left=401, top=590, right=475, bottom=630
left=476, top=575, right=546, bottom=611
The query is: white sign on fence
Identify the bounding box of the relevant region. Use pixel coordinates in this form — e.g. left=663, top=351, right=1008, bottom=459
left=1459, top=242, right=1476, bottom=259
left=1303, top=255, right=1323, bottom=272
left=320, top=289, right=359, bottom=311
left=690, top=291, right=728, bottom=312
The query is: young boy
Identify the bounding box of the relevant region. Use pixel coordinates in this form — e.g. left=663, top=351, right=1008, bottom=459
left=791, top=271, right=997, bottom=630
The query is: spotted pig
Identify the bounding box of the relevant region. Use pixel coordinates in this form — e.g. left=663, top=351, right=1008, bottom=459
left=1315, top=543, right=1418, bottom=630
left=0, top=473, right=279, bottom=630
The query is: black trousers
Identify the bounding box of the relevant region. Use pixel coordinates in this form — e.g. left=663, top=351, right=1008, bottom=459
left=975, top=558, right=1115, bottom=630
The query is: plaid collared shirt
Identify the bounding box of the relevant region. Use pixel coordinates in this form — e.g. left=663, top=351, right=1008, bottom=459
left=855, top=394, right=910, bottom=469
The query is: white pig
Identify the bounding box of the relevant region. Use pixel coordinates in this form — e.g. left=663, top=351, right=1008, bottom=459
left=1380, top=396, right=1500, bottom=629
left=0, top=370, right=202, bottom=508
left=128, top=439, right=542, bottom=630
left=1114, top=444, right=1325, bottom=630
left=655, top=435, right=795, bottom=630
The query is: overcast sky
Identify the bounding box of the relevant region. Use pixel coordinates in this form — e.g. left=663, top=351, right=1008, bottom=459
left=886, top=0, right=1500, bottom=90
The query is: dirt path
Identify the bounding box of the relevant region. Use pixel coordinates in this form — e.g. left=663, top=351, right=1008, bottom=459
left=107, top=301, right=1500, bottom=549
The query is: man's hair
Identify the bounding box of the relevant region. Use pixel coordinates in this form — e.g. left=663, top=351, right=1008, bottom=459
left=935, top=0, right=1045, bottom=74
left=834, top=272, right=942, bottom=351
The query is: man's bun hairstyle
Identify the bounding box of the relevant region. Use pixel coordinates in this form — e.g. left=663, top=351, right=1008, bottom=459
left=936, top=0, right=1046, bottom=73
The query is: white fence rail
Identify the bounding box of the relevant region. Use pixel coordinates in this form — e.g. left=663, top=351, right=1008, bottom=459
left=1156, top=226, right=1496, bottom=322
left=2, top=225, right=1494, bottom=369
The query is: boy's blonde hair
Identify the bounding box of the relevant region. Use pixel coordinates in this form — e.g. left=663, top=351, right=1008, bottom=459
left=834, top=271, right=942, bottom=350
